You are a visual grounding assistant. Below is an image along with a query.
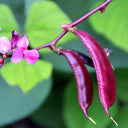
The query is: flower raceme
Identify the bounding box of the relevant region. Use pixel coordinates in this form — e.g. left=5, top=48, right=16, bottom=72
left=61, top=24, right=118, bottom=126
left=0, top=31, right=39, bottom=67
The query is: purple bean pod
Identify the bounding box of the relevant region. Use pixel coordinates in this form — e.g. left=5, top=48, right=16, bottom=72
left=61, top=24, right=118, bottom=126
left=60, top=49, right=96, bottom=124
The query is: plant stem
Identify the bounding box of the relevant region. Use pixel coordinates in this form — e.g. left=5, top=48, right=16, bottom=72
left=35, top=0, right=112, bottom=51
left=34, top=30, right=68, bottom=50
left=70, top=0, right=112, bottom=27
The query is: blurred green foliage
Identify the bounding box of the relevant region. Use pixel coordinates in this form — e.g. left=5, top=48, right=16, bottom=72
left=0, top=0, right=128, bottom=127
left=1, top=59, right=52, bottom=92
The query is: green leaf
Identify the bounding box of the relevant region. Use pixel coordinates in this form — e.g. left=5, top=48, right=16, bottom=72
left=30, top=70, right=71, bottom=128
left=0, top=59, right=53, bottom=93
left=89, top=0, right=128, bottom=52
left=31, top=92, right=65, bottom=128
left=63, top=77, right=118, bottom=128
left=0, top=4, right=19, bottom=38
left=115, top=68, right=128, bottom=102
left=0, top=76, right=52, bottom=126
left=25, top=1, right=76, bottom=53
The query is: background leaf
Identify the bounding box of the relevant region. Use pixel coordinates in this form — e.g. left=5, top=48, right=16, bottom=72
left=0, top=76, right=52, bottom=126
left=0, top=59, right=53, bottom=93
left=0, top=4, right=19, bottom=38
left=25, top=1, right=76, bottom=53
left=25, top=0, right=43, bottom=15
left=89, top=0, right=128, bottom=52
left=115, top=68, right=128, bottom=102
left=30, top=70, right=72, bottom=128
left=109, top=105, right=128, bottom=128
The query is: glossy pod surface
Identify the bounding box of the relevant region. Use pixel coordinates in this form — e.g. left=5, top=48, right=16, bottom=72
left=72, top=29, right=116, bottom=117
left=60, top=49, right=95, bottom=123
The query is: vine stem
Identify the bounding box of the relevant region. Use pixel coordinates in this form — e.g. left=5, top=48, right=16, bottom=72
left=34, top=0, right=112, bottom=51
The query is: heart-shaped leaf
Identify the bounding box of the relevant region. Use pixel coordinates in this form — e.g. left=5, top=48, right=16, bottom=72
left=0, top=59, right=53, bottom=93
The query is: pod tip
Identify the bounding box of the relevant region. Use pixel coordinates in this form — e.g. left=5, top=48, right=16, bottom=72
left=110, top=116, right=118, bottom=127
left=88, top=117, right=96, bottom=125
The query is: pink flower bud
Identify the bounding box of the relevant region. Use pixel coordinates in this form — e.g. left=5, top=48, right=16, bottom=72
left=11, top=31, right=20, bottom=48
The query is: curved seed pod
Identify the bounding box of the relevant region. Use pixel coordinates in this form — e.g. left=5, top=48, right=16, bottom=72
left=70, top=49, right=94, bottom=67
left=60, top=49, right=96, bottom=125
left=62, top=26, right=117, bottom=126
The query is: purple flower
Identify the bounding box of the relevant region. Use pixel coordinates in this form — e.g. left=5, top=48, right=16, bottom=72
left=0, top=37, right=11, bottom=54
left=11, top=35, right=39, bottom=64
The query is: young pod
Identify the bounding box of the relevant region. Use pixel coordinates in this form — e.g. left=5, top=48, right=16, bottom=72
left=62, top=25, right=117, bottom=126
left=60, top=49, right=96, bottom=125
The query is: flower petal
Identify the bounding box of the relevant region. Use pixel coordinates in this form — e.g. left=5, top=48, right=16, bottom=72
left=11, top=48, right=23, bottom=63
left=24, top=50, right=39, bottom=64
left=11, top=31, right=20, bottom=48
left=0, top=37, right=11, bottom=54
left=16, top=35, right=29, bottom=49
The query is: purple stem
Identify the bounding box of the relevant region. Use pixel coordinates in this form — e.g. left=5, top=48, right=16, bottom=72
left=34, top=30, right=68, bottom=50
left=34, top=0, right=112, bottom=51
left=70, top=0, right=112, bottom=27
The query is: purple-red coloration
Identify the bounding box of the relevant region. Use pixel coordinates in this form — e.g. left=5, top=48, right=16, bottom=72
left=0, top=58, right=4, bottom=68
left=11, top=48, right=24, bottom=63
left=11, top=31, right=20, bottom=48
left=71, top=29, right=116, bottom=117
left=11, top=35, right=39, bottom=64
left=24, top=50, right=40, bottom=65
left=60, top=49, right=96, bottom=124
left=16, top=35, right=29, bottom=49
left=70, top=49, right=94, bottom=67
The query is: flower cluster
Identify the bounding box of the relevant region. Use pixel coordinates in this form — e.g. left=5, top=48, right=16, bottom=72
left=0, top=31, right=39, bottom=68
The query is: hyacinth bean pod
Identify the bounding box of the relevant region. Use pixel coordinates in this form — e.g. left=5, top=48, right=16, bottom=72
left=59, top=49, right=96, bottom=125
left=70, top=49, right=94, bottom=67
left=63, top=28, right=118, bottom=126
